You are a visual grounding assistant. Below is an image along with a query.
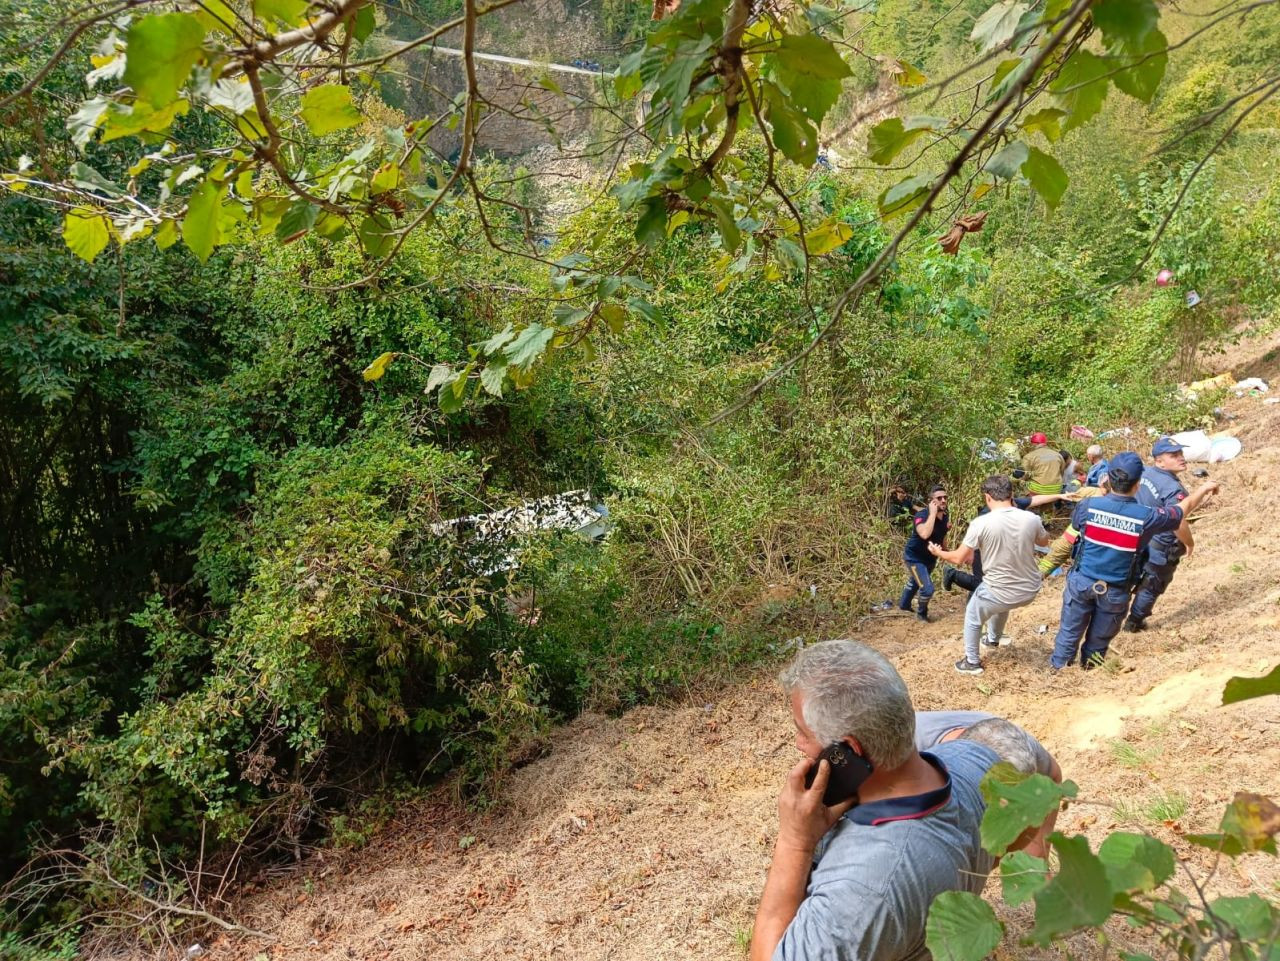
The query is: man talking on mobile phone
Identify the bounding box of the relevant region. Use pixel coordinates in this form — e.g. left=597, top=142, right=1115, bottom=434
left=750, top=640, right=1000, bottom=961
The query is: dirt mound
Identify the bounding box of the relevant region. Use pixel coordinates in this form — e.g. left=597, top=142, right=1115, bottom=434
left=191, top=333, right=1280, bottom=961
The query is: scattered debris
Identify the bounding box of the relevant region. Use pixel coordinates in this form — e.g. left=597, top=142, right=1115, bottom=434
left=1233, top=377, right=1269, bottom=396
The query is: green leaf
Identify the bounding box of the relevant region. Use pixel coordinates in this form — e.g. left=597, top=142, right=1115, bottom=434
left=1022, top=146, right=1068, bottom=209
left=300, top=84, right=362, bottom=136
left=599, top=303, right=627, bottom=335
left=627, top=296, right=663, bottom=324
left=764, top=84, right=818, bottom=166
left=362, top=351, right=395, bottom=381
left=69, top=162, right=123, bottom=198
left=866, top=116, right=944, bottom=165
left=67, top=98, right=109, bottom=149
left=62, top=208, right=112, bottom=263
left=1092, top=0, right=1158, bottom=48
left=1021, top=107, right=1066, bottom=142
left=708, top=198, right=741, bottom=253
left=181, top=178, right=223, bottom=263
left=1029, top=834, right=1113, bottom=944
left=1108, top=28, right=1167, bottom=103
left=999, top=850, right=1049, bottom=907
left=481, top=323, right=517, bottom=354
left=100, top=99, right=190, bottom=142
left=1209, top=895, right=1276, bottom=941
left=154, top=218, right=179, bottom=250
left=894, top=60, right=927, bottom=87
left=776, top=237, right=807, bottom=274
left=1051, top=50, right=1110, bottom=133
left=636, top=197, right=667, bottom=247
left=805, top=221, right=854, bottom=256
left=1222, top=663, right=1280, bottom=704
left=984, top=141, right=1029, bottom=179
left=123, top=13, right=206, bottom=108
left=925, top=891, right=1004, bottom=961
left=479, top=358, right=507, bottom=396
left=877, top=172, right=935, bottom=219
left=970, top=1, right=1029, bottom=53
left=1097, top=832, right=1175, bottom=893
left=979, top=766, right=1077, bottom=856
left=1190, top=793, right=1280, bottom=855
left=370, top=162, right=402, bottom=194
left=425, top=363, right=454, bottom=394
left=275, top=200, right=318, bottom=242
left=253, top=0, right=309, bottom=27
left=352, top=5, right=376, bottom=42
left=773, top=33, right=854, bottom=81
left=357, top=214, right=394, bottom=258
left=504, top=323, right=555, bottom=369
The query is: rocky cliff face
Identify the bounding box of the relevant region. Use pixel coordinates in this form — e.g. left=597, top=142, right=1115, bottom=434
left=384, top=0, right=617, bottom=157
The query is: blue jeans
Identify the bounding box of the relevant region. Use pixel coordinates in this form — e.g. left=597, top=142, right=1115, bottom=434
left=900, top=559, right=936, bottom=611
left=1050, top=570, right=1132, bottom=668
left=1129, top=558, right=1179, bottom=621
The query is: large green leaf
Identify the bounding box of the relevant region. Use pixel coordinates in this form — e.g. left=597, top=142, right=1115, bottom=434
left=925, top=891, right=1004, bottom=961
left=1097, top=832, right=1175, bottom=893
left=123, top=13, right=205, bottom=108
left=979, top=766, right=1076, bottom=855
left=479, top=357, right=508, bottom=397
left=504, top=323, right=556, bottom=369
left=1108, top=28, right=1167, bottom=103
left=1209, top=895, right=1277, bottom=941
left=352, top=5, right=376, bottom=41
left=1051, top=50, right=1110, bottom=133
left=181, top=178, right=223, bottom=263
left=999, top=850, right=1049, bottom=907
left=877, top=172, right=935, bottom=219
left=66, top=98, right=109, bottom=149
left=635, top=197, right=668, bottom=246
left=1092, top=0, right=1158, bottom=48
left=1020, top=107, right=1066, bottom=142
left=361, top=351, right=395, bottom=381
left=970, top=1, right=1029, bottom=52
left=1222, top=664, right=1280, bottom=704
left=773, top=33, right=854, bottom=81
left=253, top=0, right=309, bottom=27
left=1188, top=793, right=1280, bottom=855
left=357, top=214, right=394, bottom=258
left=984, top=141, right=1029, bottom=179
left=866, top=116, right=945, bottom=166
left=764, top=83, right=818, bottom=166
left=62, top=207, right=112, bottom=262
left=275, top=200, right=318, bottom=242
left=1029, top=834, right=1113, bottom=944
left=300, top=84, right=362, bottom=136
left=1022, top=146, right=1068, bottom=209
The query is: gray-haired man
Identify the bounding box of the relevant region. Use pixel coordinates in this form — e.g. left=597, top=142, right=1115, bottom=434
left=750, top=641, right=999, bottom=961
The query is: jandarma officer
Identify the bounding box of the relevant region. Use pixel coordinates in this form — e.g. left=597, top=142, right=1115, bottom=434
left=1125, top=436, right=1196, bottom=633
left=1049, top=451, right=1220, bottom=671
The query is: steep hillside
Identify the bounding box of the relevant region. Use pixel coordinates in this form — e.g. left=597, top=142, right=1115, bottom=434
left=160, top=330, right=1280, bottom=961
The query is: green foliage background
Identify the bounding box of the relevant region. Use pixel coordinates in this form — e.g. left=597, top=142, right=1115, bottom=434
left=2, top=0, right=1279, bottom=944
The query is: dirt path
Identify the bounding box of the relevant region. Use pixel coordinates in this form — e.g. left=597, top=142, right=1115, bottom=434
left=198, top=335, right=1280, bottom=961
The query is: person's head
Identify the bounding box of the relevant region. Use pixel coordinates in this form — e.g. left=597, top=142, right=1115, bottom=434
left=779, top=640, right=916, bottom=770
left=956, top=719, right=1038, bottom=775
left=890, top=485, right=909, bottom=503
left=980, top=474, right=1014, bottom=505
left=1030, top=432, right=1048, bottom=447
left=1105, top=451, right=1144, bottom=494
left=1151, top=436, right=1188, bottom=473
left=1086, top=444, right=1104, bottom=464
left=928, top=484, right=948, bottom=511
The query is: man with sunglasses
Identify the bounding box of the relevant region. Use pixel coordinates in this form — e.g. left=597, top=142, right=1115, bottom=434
left=898, top=485, right=949, bottom=622
left=1125, top=437, right=1198, bottom=633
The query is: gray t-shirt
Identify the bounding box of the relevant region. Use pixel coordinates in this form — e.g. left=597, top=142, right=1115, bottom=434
left=773, top=740, right=999, bottom=961
left=962, top=507, right=1045, bottom=604
left=914, top=710, right=1054, bottom=777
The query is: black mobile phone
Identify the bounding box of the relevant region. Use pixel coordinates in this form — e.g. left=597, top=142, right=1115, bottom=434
left=804, top=742, right=874, bottom=806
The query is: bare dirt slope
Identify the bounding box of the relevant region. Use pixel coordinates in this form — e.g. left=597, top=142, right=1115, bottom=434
left=201, top=335, right=1280, bottom=961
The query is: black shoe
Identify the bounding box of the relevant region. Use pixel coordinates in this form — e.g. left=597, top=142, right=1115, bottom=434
left=916, top=602, right=931, bottom=623
left=954, top=658, right=984, bottom=675
left=916, top=611, right=932, bottom=623
left=1124, top=617, right=1146, bottom=633
left=943, top=568, right=957, bottom=592
left=981, top=638, right=1000, bottom=648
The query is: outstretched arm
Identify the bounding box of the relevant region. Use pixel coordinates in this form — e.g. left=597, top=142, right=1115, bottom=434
left=929, top=542, right=973, bottom=566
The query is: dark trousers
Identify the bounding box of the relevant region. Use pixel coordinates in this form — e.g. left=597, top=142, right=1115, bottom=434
left=899, top=559, right=937, bottom=611
left=1129, top=558, right=1179, bottom=621
left=951, top=569, right=981, bottom=594
left=1050, top=570, right=1132, bottom=668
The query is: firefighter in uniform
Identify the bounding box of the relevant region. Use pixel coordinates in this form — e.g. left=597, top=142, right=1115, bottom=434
left=1125, top=436, right=1195, bottom=633
left=1049, top=452, right=1220, bottom=671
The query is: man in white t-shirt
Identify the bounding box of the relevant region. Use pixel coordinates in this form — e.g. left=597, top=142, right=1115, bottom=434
left=930, top=475, right=1050, bottom=675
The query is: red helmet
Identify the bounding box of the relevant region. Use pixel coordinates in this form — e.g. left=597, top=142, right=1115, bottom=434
left=1030, top=432, right=1048, bottom=444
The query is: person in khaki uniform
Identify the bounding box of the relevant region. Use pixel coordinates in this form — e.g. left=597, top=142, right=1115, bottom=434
left=1038, top=477, right=1110, bottom=576
left=1019, top=432, right=1065, bottom=495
